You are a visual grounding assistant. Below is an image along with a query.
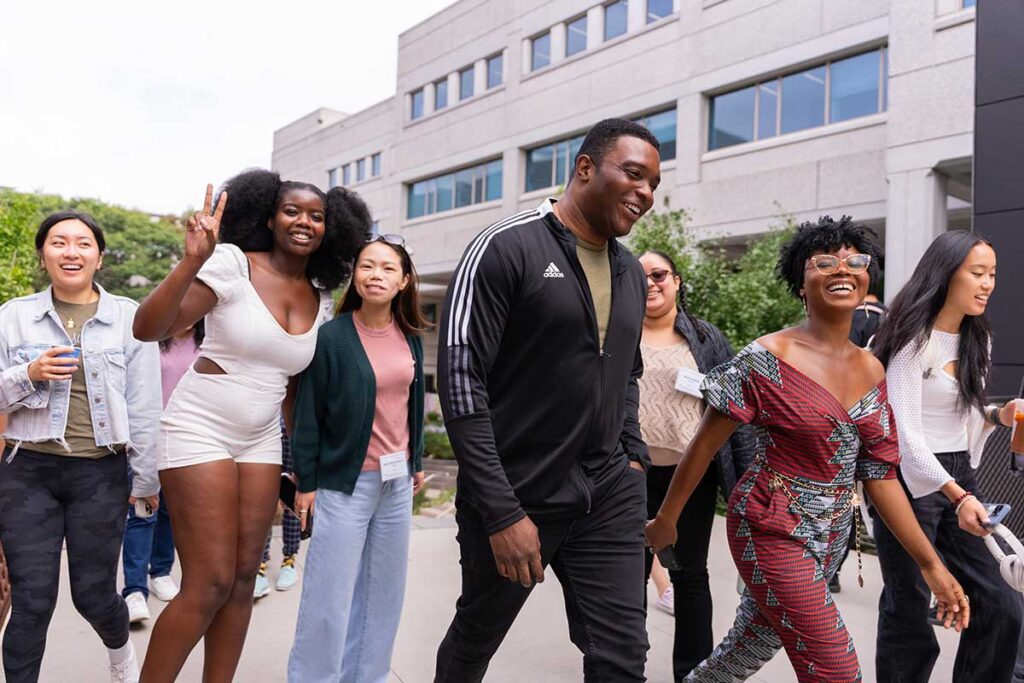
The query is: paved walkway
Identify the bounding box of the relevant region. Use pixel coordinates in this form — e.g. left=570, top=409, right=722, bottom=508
left=23, top=515, right=959, bottom=681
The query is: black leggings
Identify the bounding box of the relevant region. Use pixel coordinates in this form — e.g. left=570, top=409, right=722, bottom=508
left=644, top=463, right=719, bottom=682
left=0, top=447, right=129, bottom=682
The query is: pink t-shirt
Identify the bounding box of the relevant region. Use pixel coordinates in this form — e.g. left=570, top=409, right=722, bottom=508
left=160, top=336, right=200, bottom=408
left=355, top=316, right=414, bottom=472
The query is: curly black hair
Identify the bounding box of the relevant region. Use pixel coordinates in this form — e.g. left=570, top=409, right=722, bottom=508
left=213, top=168, right=368, bottom=290
left=775, top=215, right=882, bottom=299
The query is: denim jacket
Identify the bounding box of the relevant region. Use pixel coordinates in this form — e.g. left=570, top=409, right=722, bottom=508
left=0, top=285, right=162, bottom=497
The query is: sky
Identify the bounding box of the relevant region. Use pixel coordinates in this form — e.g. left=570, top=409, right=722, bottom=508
left=0, top=0, right=456, bottom=215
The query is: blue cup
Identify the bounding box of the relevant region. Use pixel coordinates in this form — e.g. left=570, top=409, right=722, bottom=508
left=56, top=347, right=81, bottom=360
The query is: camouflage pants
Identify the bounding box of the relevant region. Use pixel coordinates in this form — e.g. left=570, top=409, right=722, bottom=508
left=0, top=447, right=129, bottom=682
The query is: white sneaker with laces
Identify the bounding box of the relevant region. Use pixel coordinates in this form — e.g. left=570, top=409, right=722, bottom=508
left=655, top=586, right=675, bottom=617
left=125, top=592, right=150, bottom=623
left=108, top=640, right=140, bottom=683
left=150, top=575, right=180, bottom=602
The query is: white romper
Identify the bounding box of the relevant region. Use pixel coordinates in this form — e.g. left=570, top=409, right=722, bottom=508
left=157, top=244, right=333, bottom=469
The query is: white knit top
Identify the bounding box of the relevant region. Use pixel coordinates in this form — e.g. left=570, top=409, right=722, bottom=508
left=887, top=330, right=996, bottom=498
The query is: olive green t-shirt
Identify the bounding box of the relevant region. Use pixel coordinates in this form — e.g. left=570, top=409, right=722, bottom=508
left=575, top=239, right=612, bottom=350
left=30, top=298, right=108, bottom=458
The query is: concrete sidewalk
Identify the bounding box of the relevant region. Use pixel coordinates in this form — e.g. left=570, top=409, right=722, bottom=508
left=26, top=515, right=958, bottom=681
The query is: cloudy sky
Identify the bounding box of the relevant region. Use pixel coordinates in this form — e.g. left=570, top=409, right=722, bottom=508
left=0, top=0, right=455, bottom=215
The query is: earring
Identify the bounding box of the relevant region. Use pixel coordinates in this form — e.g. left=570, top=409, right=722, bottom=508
left=800, top=291, right=807, bottom=312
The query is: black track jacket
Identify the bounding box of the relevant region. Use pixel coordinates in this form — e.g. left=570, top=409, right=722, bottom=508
left=438, top=199, right=650, bottom=534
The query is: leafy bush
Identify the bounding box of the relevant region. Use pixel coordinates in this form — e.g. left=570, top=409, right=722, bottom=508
left=424, top=430, right=455, bottom=460
left=629, top=207, right=804, bottom=349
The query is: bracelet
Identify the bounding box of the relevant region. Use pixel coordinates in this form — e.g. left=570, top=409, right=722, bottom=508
left=989, top=406, right=1006, bottom=428
left=954, top=492, right=975, bottom=514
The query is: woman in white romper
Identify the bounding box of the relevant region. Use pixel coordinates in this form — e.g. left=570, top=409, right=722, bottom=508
left=132, top=169, right=368, bottom=682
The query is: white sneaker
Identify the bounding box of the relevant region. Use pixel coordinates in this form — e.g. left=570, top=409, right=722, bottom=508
left=108, top=640, right=140, bottom=683
left=655, top=586, right=675, bottom=616
left=150, top=575, right=180, bottom=602
left=125, top=592, right=150, bottom=624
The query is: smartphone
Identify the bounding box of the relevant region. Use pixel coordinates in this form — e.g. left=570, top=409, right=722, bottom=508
left=279, top=474, right=313, bottom=540
left=984, top=503, right=1012, bottom=528
left=134, top=499, right=154, bottom=518
left=656, top=546, right=683, bottom=572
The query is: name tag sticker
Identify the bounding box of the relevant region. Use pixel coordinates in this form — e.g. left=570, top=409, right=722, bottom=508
left=674, top=368, right=706, bottom=398
left=379, top=451, right=408, bottom=482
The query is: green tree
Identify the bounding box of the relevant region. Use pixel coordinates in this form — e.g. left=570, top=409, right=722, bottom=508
left=0, top=189, right=41, bottom=302
left=629, top=208, right=804, bottom=349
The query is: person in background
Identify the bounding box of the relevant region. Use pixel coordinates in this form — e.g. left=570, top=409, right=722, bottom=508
left=255, top=417, right=302, bottom=598
left=0, top=210, right=162, bottom=683
left=637, top=249, right=755, bottom=680
left=871, top=230, right=1022, bottom=683
left=123, top=321, right=204, bottom=624
left=288, top=233, right=427, bottom=681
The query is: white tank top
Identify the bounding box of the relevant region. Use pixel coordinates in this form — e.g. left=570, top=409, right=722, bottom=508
left=195, top=244, right=333, bottom=389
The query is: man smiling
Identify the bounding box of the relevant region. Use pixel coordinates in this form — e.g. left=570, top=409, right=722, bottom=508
left=435, top=119, right=661, bottom=682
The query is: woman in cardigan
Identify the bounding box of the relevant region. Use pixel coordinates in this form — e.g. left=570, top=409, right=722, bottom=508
left=871, top=230, right=1021, bottom=683
left=288, top=233, right=428, bottom=682
left=637, top=250, right=754, bottom=680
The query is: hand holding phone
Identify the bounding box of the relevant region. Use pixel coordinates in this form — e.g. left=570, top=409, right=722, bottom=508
left=983, top=503, right=1012, bottom=528
left=279, top=473, right=314, bottom=539
left=134, top=499, right=154, bottom=518
left=656, top=546, right=683, bottom=572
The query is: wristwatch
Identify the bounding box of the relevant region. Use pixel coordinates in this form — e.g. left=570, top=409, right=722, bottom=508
left=988, top=405, right=1006, bottom=428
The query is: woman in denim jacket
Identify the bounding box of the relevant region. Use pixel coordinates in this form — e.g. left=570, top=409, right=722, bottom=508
left=0, top=210, right=162, bottom=683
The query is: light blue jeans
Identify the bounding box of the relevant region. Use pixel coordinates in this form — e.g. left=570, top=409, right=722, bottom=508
left=288, top=471, right=412, bottom=683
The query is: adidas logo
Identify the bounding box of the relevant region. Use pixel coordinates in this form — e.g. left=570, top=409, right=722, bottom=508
left=543, top=262, right=565, bottom=278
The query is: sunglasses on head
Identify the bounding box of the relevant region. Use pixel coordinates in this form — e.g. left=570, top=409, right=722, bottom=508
left=646, top=268, right=673, bottom=284
left=367, top=232, right=406, bottom=248
left=806, top=253, right=871, bottom=276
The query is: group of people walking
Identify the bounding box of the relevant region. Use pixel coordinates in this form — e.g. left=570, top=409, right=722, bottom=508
left=0, top=115, right=1020, bottom=683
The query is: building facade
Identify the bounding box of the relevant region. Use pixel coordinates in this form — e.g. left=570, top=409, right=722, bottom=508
left=271, top=0, right=980, bottom=382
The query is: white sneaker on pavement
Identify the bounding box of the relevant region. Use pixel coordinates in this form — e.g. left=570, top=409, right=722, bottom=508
left=655, top=586, right=675, bottom=616
left=125, top=592, right=150, bottom=624
left=150, top=575, right=180, bottom=602
left=108, top=639, right=140, bottom=683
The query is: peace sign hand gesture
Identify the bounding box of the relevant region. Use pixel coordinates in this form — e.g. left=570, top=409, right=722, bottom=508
left=184, top=184, right=227, bottom=264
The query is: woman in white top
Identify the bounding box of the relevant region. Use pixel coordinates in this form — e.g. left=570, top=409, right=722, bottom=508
left=871, top=230, right=1021, bottom=683
left=132, top=170, right=366, bottom=682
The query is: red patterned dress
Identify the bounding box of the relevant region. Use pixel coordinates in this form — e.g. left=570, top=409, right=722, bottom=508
left=687, top=342, right=899, bottom=683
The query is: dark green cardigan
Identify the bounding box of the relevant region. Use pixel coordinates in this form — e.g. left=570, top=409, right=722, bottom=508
left=291, top=312, right=424, bottom=494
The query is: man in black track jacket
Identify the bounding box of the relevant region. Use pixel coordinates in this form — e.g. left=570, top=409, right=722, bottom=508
left=435, top=119, right=661, bottom=682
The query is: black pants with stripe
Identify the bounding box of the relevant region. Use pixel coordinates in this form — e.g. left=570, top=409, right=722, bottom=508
left=435, top=459, right=649, bottom=682
left=0, top=447, right=129, bottom=682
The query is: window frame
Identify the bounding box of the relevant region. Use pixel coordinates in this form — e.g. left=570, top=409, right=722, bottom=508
left=434, top=78, right=449, bottom=110
left=565, top=15, right=588, bottom=58
left=604, top=0, right=629, bottom=42
left=410, top=89, right=425, bottom=120
left=459, top=66, right=475, bottom=101
left=646, top=0, right=673, bottom=23
left=356, top=158, right=366, bottom=182
left=371, top=153, right=382, bottom=178
left=407, top=159, right=503, bottom=220
left=486, top=53, right=504, bottom=89
left=342, top=164, right=351, bottom=186
left=531, top=31, right=552, bottom=71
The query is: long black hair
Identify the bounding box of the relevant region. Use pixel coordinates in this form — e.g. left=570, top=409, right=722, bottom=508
left=640, top=249, right=707, bottom=343
left=213, top=169, right=367, bottom=290
left=872, top=230, right=994, bottom=414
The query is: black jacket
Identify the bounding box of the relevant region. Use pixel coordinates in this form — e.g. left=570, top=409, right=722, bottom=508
left=849, top=300, right=887, bottom=349
left=672, top=312, right=755, bottom=498
left=438, top=200, right=649, bottom=534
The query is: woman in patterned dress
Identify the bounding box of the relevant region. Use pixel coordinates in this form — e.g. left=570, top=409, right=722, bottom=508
left=645, top=216, right=969, bottom=682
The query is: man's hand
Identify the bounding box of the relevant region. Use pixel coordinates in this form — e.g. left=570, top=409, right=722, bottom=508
left=628, top=460, right=644, bottom=473
left=489, top=516, right=544, bottom=588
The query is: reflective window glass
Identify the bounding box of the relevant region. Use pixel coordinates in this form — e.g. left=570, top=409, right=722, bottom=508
left=435, top=79, right=448, bottom=110
left=757, top=80, right=779, bottom=139
left=532, top=33, right=551, bottom=70
left=709, top=87, right=755, bottom=150
left=829, top=50, right=881, bottom=123
left=780, top=66, right=826, bottom=134
left=356, top=159, right=366, bottom=182
left=487, top=54, right=503, bottom=89
left=408, top=182, right=428, bottom=218
left=485, top=160, right=503, bottom=201
left=460, top=66, right=474, bottom=100
left=411, top=90, right=424, bottom=120
left=605, top=0, right=628, bottom=41
left=328, top=168, right=339, bottom=189
left=647, top=0, right=673, bottom=22
left=638, top=109, right=676, bottom=161
left=372, top=153, right=381, bottom=177
left=526, top=145, right=555, bottom=191
left=455, top=168, right=474, bottom=208
left=566, top=16, right=588, bottom=57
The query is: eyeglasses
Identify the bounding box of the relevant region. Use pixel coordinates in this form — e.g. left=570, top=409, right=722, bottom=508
left=646, top=269, right=673, bottom=284
left=367, top=232, right=406, bottom=247
left=806, top=254, right=872, bottom=275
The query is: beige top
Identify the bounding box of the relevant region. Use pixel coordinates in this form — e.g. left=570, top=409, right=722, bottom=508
left=638, top=340, right=704, bottom=467
left=575, top=240, right=611, bottom=350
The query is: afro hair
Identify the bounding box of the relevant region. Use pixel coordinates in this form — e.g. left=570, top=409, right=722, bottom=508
left=775, top=215, right=882, bottom=298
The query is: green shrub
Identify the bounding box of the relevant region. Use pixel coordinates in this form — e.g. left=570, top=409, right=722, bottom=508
left=424, top=431, right=455, bottom=460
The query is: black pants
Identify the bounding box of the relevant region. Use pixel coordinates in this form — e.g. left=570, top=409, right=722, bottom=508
left=435, top=460, right=649, bottom=682
left=872, top=451, right=1023, bottom=683
left=644, top=464, right=718, bottom=681
left=0, top=447, right=130, bottom=682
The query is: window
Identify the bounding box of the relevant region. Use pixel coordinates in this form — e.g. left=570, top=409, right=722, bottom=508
left=708, top=47, right=887, bottom=151
left=407, top=160, right=503, bottom=219
left=342, top=164, right=351, bottom=186
left=435, top=79, right=448, bottom=110
left=566, top=16, right=588, bottom=57
left=369, top=221, right=380, bottom=238
left=411, top=89, right=424, bottom=120
left=532, top=32, right=551, bottom=71
left=328, top=168, right=339, bottom=189
left=962, top=0, right=976, bottom=7
left=525, top=135, right=585, bottom=192
left=372, top=153, right=381, bottom=177
left=356, top=158, right=366, bottom=182
left=634, top=108, right=677, bottom=161
left=604, top=0, right=628, bottom=41
left=487, top=53, right=503, bottom=89
left=460, top=66, right=474, bottom=100
left=647, top=0, right=673, bottom=23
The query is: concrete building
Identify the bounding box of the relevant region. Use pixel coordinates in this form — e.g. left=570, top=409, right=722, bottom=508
left=271, top=0, right=980, bottom=382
